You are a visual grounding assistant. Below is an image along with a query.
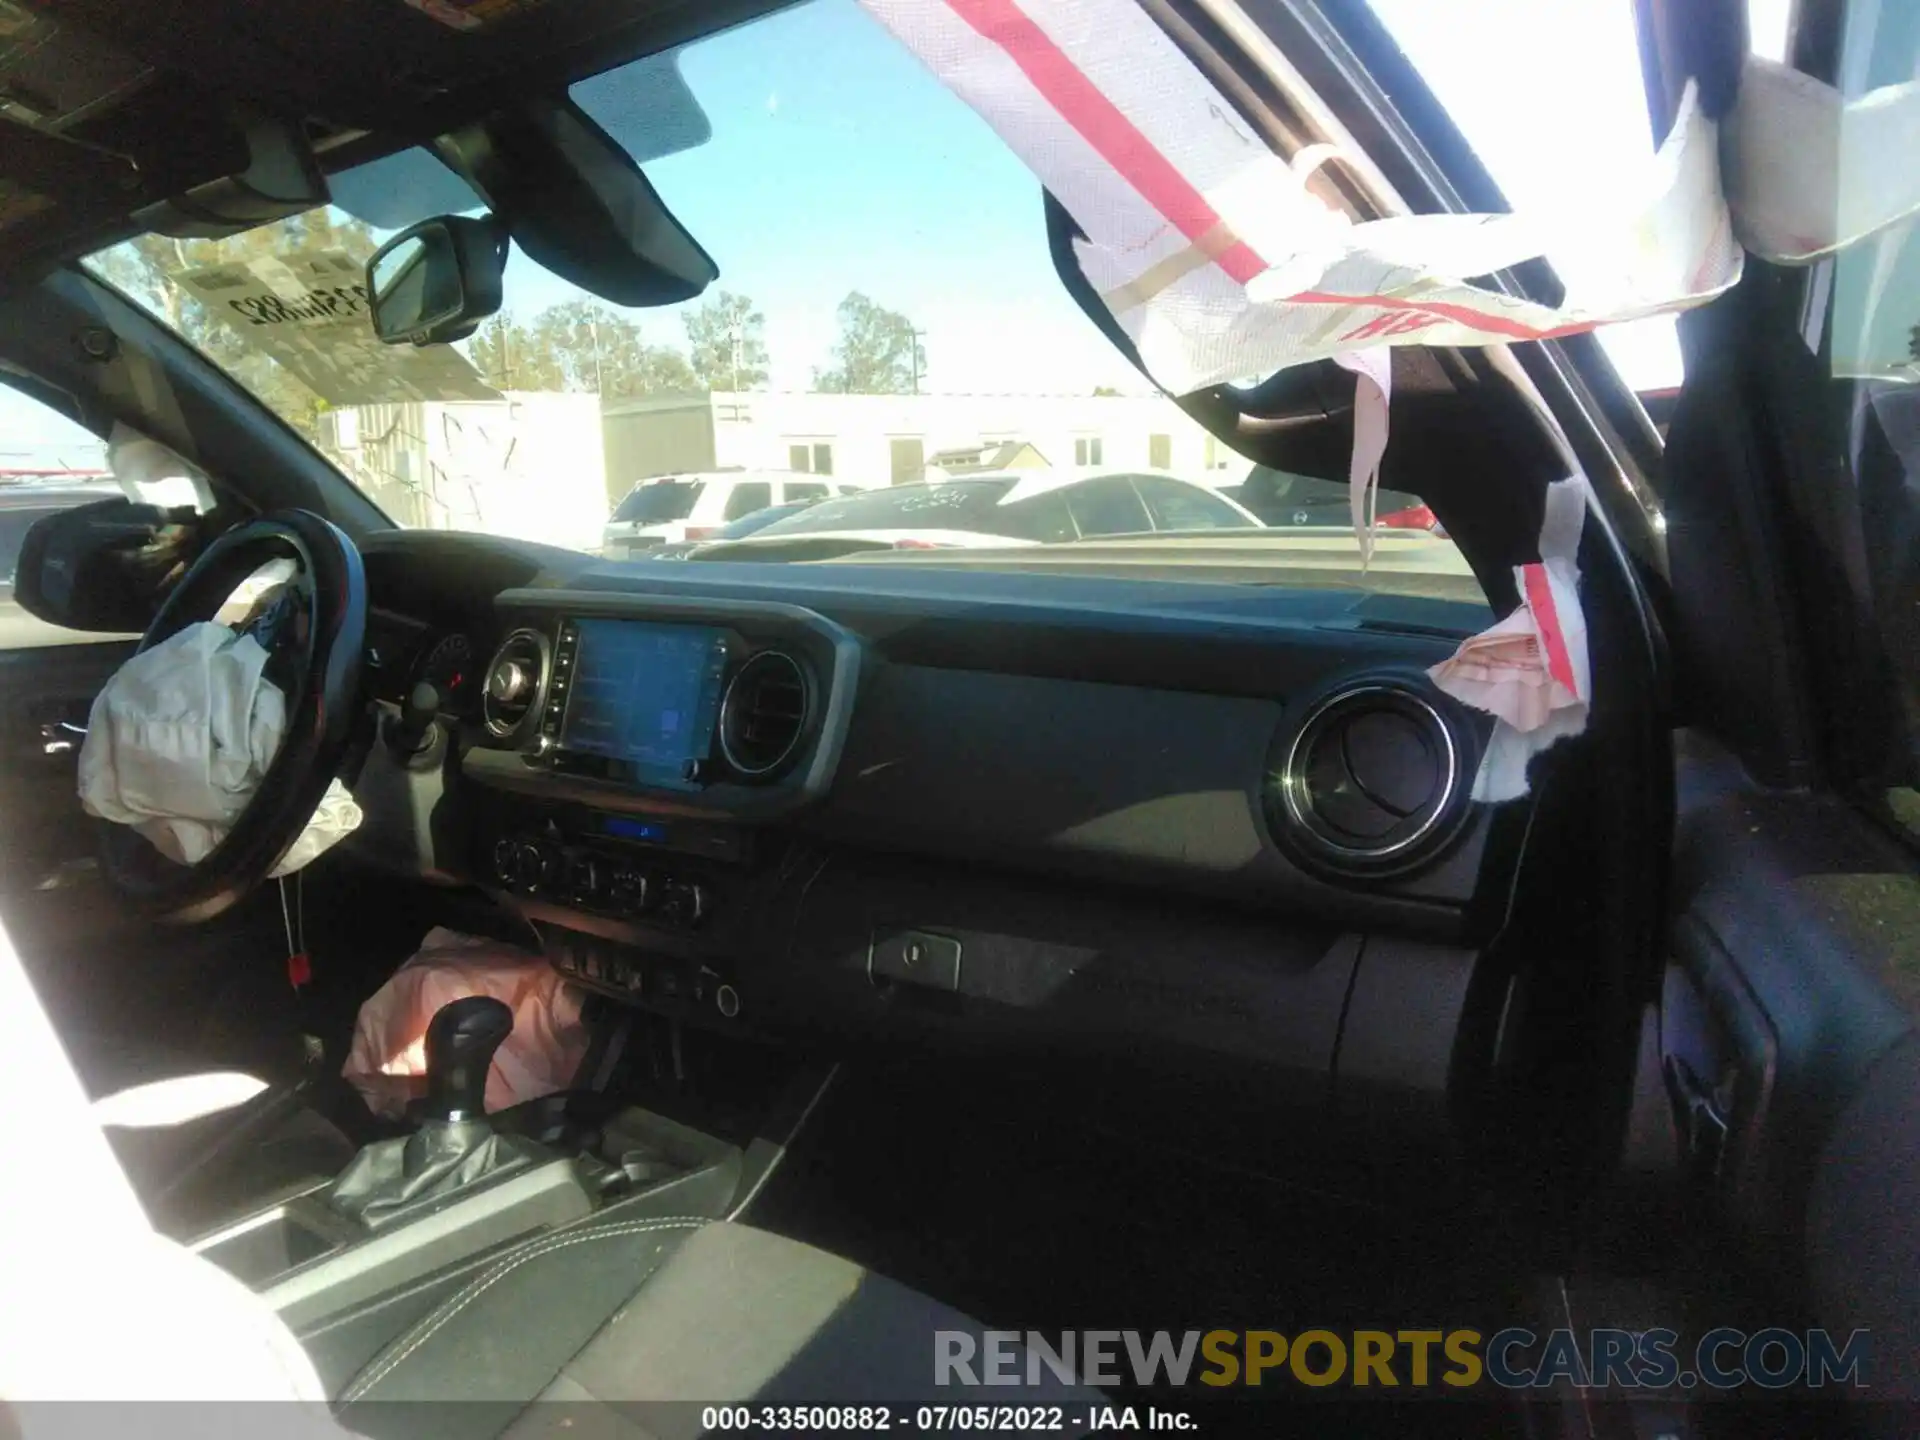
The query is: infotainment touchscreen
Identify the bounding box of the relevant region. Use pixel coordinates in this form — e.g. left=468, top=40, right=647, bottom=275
left=558, top=620, right=729, bottom=786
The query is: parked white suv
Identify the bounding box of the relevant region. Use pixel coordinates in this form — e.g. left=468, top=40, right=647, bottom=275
left=601, top=471, right=836, bottom=556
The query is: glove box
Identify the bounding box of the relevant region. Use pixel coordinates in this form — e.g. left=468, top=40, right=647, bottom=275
left=765, top=850, right=1486, bottom=1154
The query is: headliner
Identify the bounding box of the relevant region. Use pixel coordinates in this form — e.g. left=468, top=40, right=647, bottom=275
left=0, top=0, right=794, bottom=280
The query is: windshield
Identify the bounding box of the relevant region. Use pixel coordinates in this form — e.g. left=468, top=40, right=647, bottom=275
left=84, top=0, right=1478, bottom=598
left=719, top=501, right=813, bottom=539
left=745, top=473, right=1261, bottom=544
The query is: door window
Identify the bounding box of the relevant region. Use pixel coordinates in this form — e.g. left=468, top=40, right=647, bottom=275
left=786, top=442, right=835, bottom=475
left=1132, top=475, right=1254, bottom=532
left=722, top=481, right=774, bottom=521
left=1066, top=476, right=1150, bottom=537
left=612, top=480, right=702, bottom=523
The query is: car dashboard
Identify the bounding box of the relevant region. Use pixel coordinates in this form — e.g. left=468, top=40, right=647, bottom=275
left=350, top=530, right=1524, bottom=1161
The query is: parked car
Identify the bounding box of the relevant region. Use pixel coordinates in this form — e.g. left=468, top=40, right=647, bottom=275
left=600, top=471, right=836, bottom=556
left=1222, top=466, right=1443, bottom=532
left=648, top=498, right=828, bottom=559
left=690, top=469, right=1262, bottom=560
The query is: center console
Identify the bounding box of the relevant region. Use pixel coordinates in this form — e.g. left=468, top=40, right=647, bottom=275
left=184, top=983, right=833, bottom=1394
left=462, top=591, right=864, bottom=822
left=456, top=593, right=864, bottom=1030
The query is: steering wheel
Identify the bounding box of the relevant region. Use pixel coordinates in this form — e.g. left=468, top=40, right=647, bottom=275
left=99, top=511, right=367, bottom=924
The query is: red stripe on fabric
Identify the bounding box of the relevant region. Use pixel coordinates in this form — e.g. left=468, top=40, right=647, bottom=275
left=1522, top=562, right=1578, bottom=696
left=1285, top=290, right=1596, bottom=343
left=942, top=0, right=1268, bottom=285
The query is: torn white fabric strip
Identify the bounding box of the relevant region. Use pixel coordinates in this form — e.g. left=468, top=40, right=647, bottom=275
left=1430, top=477, right=1592, bottom=802
left=1331, top=348, right=1392, bottom=567
left=1727, top=57, right=1920, bottom=263
left=857, top=0, right=1740, bottom=399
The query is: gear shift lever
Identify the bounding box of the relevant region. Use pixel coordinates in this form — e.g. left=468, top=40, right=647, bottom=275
left=327, top=996, right=534, bottom=1227
left=422, top=996, right=513, bottom=1122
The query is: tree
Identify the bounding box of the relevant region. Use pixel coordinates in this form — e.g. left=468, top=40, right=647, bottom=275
left=684, top=290, right=769, bottom=391
left=1092, top=386, right=1121, bottom=397
left=812, top=291, right=925, bottom=395
left=469, top=300, right=698, bottom=398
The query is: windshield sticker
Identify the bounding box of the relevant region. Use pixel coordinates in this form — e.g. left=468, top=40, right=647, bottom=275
left=174, top=251, right=499, bottom=406
left=403, top=0, right=547, bottom=31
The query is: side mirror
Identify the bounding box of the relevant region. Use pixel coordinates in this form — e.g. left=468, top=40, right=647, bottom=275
left=366, top=215, right=507, bottom=346
left=14, top=498, right=204, bottom=634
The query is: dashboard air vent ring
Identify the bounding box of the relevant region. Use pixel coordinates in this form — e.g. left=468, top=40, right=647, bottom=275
left=481, top=628, right=549, bottom=739
left=718, top=649, right=812, bottom=779
left=1266, top=679, right=1470, bottom=879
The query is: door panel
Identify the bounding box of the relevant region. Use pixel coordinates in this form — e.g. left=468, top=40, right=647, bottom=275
left=0, top=639, right=139, bottom=959
left=1669, top=734, right=1914, bottom=1261
left=1805, top=1033, right=1920, bottom=1418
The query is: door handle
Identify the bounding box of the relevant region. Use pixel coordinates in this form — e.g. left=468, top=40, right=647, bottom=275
left=38, top=719, right=86, bottom=756
left=26, top=700, right=90, bottom=761
left=1665, top=1053, right=1732, bottom=1183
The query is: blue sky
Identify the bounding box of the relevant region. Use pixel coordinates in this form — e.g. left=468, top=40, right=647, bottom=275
left=541, top=0, right=1145, bottom=395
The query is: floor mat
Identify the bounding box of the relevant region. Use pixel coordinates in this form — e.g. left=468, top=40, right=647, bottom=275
left=744, top=1059, right=1527, bottom=1438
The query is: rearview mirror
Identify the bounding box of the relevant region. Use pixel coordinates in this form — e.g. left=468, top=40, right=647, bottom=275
left=366, top=215, right=507, bottom=346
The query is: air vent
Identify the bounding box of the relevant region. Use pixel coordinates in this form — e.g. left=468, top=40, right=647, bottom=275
left=1266, top=680, right=1469, bottom=878
left=718, top=650, right=812, bottom=779
left=482, top=629, right=548, bottom=738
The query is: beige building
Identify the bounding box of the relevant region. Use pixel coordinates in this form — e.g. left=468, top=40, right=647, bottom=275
left=600, top=391, right=1252, bottom=497
left=316, top=393, right=610, bottom=552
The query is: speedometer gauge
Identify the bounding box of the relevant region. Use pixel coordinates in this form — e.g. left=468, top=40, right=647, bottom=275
left=421, top=633, right=477, bottom=711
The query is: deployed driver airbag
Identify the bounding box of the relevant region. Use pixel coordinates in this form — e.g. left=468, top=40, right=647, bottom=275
left=78, top=620, right=361, bottom=876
